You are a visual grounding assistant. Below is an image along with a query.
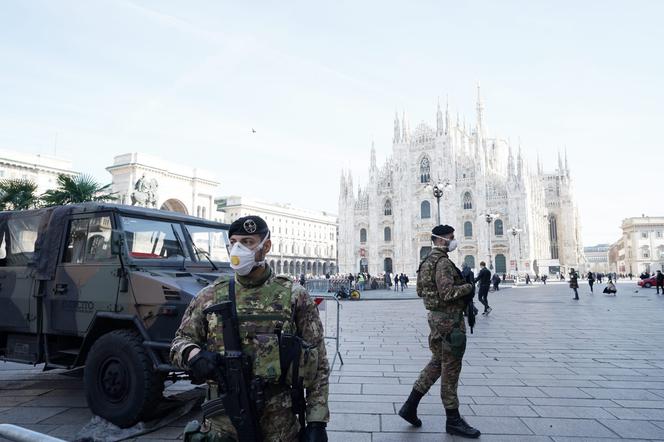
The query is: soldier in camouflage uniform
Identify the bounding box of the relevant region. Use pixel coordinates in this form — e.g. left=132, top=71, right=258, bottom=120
left=398, top=225, right=481, bottom=439
left=171, top=216, right=329, bottom=442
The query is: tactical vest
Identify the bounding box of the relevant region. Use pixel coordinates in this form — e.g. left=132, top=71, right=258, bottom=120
left=417, top=248, right=446, bottom=311
left=206, top=275, right=318, bottom=388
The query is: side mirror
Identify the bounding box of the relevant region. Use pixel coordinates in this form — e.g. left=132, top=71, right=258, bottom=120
left=111, top=230, right=124, bottom=256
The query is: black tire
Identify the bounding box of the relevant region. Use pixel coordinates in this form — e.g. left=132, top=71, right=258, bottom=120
left=84, top=329, right=164, bottom=428
left=644, top=283, right=652, bottom=288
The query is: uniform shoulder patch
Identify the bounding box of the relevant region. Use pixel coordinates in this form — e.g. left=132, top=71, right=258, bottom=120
left=273, top=274, right=293, bottom=287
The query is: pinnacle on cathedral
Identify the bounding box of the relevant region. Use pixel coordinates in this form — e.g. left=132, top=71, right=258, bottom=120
left=337, top=85, right=583, bottom=278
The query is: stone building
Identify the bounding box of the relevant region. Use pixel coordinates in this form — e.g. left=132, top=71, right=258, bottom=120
left=584, top=244, right=610, bottom=273
left=0, top=148, right=78, bottom=193
left=338, top=87, right=583, bottom=277
left=217, top=196, right=337, bottom=276
left=611, top=216, right=664, bottom=275
left=106, top=152, right=224, bottom=220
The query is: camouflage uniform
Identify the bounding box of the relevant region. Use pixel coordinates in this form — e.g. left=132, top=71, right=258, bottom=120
left=171, top=267, right=329, bottom=442
left=413, top=246, right=473, bottom=410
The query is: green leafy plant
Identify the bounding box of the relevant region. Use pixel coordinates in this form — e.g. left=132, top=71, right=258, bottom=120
left=41, top=174, right=116, bottom=206
left=0, top=178, right=40, bottom=211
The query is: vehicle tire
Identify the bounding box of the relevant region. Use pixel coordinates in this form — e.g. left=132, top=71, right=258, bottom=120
left=84, top=329, right=164, bottom=428
left=644, top=283, right=652, bottom=288
left=350, top=289, right=361, bottom=300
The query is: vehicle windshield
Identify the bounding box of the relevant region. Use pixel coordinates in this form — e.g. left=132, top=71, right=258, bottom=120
left=183, top=224, right=230, bottom=263
left=121, top=216, right=189, bottom=260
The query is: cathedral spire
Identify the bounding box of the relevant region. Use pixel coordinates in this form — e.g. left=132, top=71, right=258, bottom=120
left=557, top=150, right=563, bottom=174
left=393, top=111, right=400, bottom=144
left=476, top=82, right=484, bottom=138
left=517, top=143, right=523, bottom=178
left=445, top=96, right=450, bottom=135
left=537, top=151, right=543, bottom=175
left=370, top=140, right=377, bottom=170
left=401, top=111, right=408, bottom=142
left=436, top=97, right=443, bottom=136
left=508, top=143, right=515, bottom=177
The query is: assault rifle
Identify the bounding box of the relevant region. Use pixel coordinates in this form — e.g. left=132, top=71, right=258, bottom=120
left=202, top=298, right=264, bottom=442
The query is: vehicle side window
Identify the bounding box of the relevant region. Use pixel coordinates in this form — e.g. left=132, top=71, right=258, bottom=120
left=63, top=216, right=114, bottom=264
left=6, top=216, right=40, bottom=266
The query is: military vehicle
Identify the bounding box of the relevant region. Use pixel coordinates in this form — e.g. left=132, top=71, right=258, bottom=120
left=0, top=203, right=231, bottom=427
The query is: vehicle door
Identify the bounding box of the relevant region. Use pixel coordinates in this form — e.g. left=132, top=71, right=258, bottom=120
left=45, top=214, right=119, bottom=336
left=0, top=214, right=41, bottom=332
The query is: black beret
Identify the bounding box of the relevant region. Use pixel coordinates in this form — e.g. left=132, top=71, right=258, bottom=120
left=432, top=224, right=454, bottom=236
left=229, top=215, right=270, bottom=237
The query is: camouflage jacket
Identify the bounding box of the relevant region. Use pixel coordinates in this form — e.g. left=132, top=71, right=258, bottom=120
left=170, top=267, right=330, bottom=424
left=417, top=247, right=473, bottom=313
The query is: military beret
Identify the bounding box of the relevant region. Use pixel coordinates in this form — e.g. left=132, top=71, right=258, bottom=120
left=229, top=215, right=270, bottom=237
left=432, top=224, right=454, bottom=236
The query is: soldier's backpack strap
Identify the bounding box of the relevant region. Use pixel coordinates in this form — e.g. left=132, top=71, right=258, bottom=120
left=430, top=255, right=446, bottom=286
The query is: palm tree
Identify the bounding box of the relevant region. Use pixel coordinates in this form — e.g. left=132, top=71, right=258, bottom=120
left=41, top=174, right=116, bottom=206
left=0, top=178, right=39, bottom=211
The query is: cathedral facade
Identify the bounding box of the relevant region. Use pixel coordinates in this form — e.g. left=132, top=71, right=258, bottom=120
left=338, top=88, right=584, bottom=277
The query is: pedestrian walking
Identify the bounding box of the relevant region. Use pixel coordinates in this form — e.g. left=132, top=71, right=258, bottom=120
left=569, top=268, right=580, bottom=300
left=474, top=261, right=492, bottom=315
left=491, top=273, right=501, bottom=291
left=587, top=271, right=595, bottom=293
left=656, top=270, right=664, bottom=294
left=398, top=224, right=480, bottom=438
left=525, top=274, right=531, bottom=285
left=394, top=273, right=399, bottom=291
left=358, top=272, right=366, bottom=291
left=541, top=274, right=547, bottom=285
left=170, top=215, right=330, bottom=441
left=399, top=273, right=406, bottom=291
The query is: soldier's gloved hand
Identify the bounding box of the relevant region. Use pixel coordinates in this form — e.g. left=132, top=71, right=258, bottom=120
left=187, top=350, right=219, bottom=384
left=303, top=422, right=327, bottom=442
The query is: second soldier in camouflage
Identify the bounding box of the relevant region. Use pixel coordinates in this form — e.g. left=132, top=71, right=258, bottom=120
left=398, top=224, right=481, bottom=439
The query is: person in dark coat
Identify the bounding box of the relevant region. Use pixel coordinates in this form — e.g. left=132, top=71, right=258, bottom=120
left=474, top=261, right=492, bottom=315
left=541, top=274, right=547, bottom=285
left=569, top=268, right=579, bottom=300
left=656, top=270, right=664, bottom=294
left=394, top=273, right=399, bottom=291
left=491, top=273, right=501, bottom=291
left=587, top=271, right=595, bottom=293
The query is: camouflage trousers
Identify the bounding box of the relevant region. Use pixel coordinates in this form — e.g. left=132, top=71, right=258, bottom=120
left=191, top=387, right=300, bottom=442
left=413, top=310, right=466, bottom=409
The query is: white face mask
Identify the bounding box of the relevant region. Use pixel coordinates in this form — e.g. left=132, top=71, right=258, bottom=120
left=447, top=239, right=458, bottom=252
left=432, top=234, right=457, bottom=252
left=229, top=233, right=270, bottom=276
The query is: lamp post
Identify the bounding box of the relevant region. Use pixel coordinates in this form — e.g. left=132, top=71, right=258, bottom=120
left=428, top=181, right=450, bottom=225
left=482, top=213, right=500, bottom=270
left=510, top=227, right=523, bottom=276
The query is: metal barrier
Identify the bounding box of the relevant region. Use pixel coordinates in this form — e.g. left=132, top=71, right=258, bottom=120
left=313, top=293, right=343, bottom=370
left=0, top=424, right=67, bottom=442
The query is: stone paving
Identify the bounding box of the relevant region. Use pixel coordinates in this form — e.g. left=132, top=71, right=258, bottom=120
left=0, top=280, right=663, bottom=441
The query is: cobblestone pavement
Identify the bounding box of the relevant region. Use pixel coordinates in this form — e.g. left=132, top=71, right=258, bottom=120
left=1, top=280, right=663, bottom=441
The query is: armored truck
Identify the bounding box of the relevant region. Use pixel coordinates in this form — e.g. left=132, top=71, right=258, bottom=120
left=0, top=203, right=231, bottom=427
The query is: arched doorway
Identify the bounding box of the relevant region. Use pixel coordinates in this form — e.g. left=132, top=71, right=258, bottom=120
left=495, top=254, right=507, bottom=274
left=384, top=257, right=393, bottom=273
left=160, top=199, right=188, bottom=214
left=289, top=262, right=295, bottom=275
left=463, top=255, right=475, bottom=269
left=295, top=262, right=301, bottom=275
left=277, top=260, right=282, bottom=274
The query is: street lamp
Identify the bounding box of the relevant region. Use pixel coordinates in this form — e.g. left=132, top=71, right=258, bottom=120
left=482, top=213, right=500, bottom=270
left=509, top=227, right=523, bottom=276
left=427, top=181, right=450, bottom=225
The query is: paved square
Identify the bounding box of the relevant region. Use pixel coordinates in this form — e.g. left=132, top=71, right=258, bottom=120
left=1, top=281, right=663, bottom=441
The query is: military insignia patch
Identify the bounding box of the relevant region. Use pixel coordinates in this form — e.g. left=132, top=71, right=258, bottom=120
left=244, top=219, right=257, bottom=233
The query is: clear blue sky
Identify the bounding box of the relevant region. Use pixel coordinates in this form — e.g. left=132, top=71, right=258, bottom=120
left=1, top=0, right=661, bottom=246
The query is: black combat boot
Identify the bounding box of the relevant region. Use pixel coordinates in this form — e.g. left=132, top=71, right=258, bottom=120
left=445, top=408, right=480, bottom=439
left=398, top=389, right=424, bottom=427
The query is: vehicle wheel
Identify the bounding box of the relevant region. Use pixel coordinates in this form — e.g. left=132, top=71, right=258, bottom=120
left=84, top=329, right=164, bottom=428
left=644, top=283, right=652, bottom=288
left=350, top=289, right=361, bottom=300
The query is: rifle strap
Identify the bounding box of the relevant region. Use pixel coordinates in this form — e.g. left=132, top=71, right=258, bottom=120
left=229, top=278, right=238, bottom=320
